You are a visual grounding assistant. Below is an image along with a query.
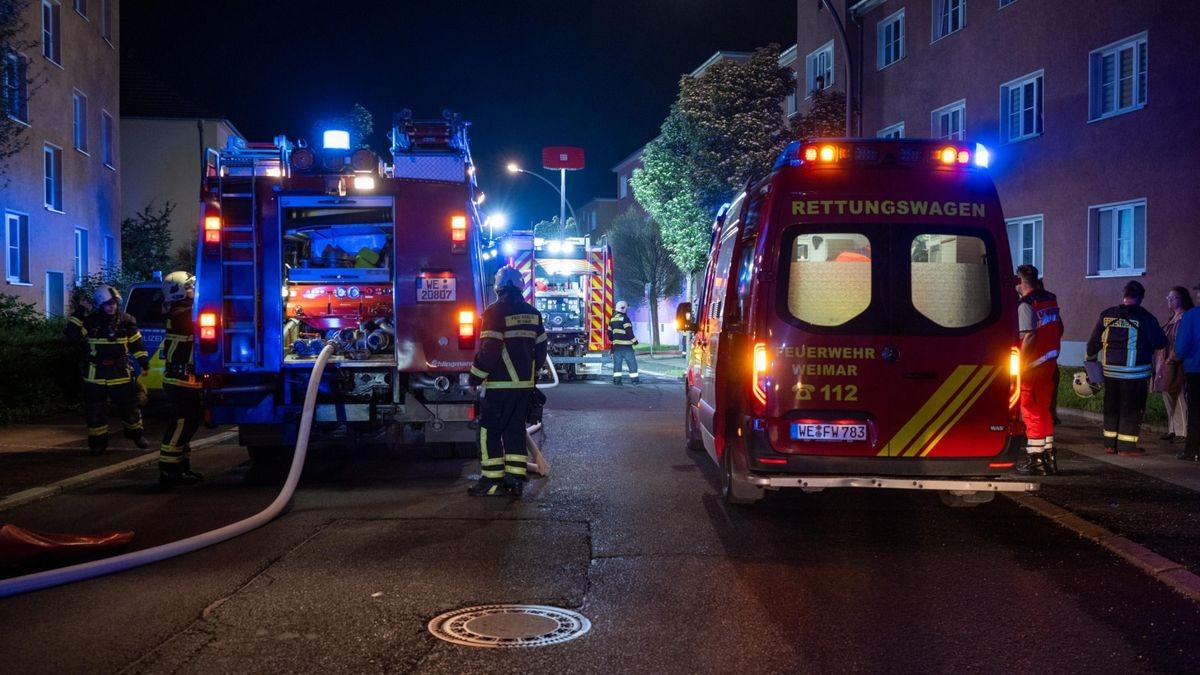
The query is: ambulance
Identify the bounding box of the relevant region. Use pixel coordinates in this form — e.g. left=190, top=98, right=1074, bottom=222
left=675, top=138, right=1038, bottom=506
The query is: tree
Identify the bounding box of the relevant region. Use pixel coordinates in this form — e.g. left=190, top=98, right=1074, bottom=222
left=791, top=88, right=848, bottom=142
left=121, top=202, right=175, bottom=281
left=632, top=45, right=794, bottom=280
left=532, top=215, right=578, bottom=240
left=608, top=206, right=683, bottom=347
left=0, top=1, right=32, bottom=182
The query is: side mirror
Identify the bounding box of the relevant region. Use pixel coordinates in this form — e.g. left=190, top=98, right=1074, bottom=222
left=674, top=302, right=697, bottom=333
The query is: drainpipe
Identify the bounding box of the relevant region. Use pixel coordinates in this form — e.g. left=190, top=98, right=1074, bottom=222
left=818, top=0, right=855, bottom=137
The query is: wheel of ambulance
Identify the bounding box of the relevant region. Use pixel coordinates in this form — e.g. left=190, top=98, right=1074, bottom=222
left=684, top=392, right=704, bottom=451
left=938, top=490, right=995, bottom=508
left=720, top=443, right=764, bottom=505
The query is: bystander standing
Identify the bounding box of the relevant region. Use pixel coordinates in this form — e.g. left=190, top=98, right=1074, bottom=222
left=1154, top=286, right=1193, bottom=445
left=1173, top=283, right=1200, bottom=461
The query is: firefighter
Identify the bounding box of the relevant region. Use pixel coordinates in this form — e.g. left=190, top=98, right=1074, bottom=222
left=158, top=271, right=204, bottom=487
left=608, top=300, right=639, bottom=385
left=68, top=285, right=150, bottom=455
left=467, top=266, right=547, bottom=498
left=1014, top=265, right=1064, bottom=476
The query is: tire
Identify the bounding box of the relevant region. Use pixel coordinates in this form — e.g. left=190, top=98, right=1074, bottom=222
left=938, top=491, right=995, bottom=508
left=684, top=390, right=704, bottom=451
left=720, top=442, right=764, bottom=505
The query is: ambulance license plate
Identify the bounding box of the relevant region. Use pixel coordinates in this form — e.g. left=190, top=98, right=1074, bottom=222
left=417, top=277, right=456, bottom=302
left=791, top=423, right=868, bottom=442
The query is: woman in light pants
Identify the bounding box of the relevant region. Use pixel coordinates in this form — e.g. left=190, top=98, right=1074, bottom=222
left=1156, top=287, right=1193, bottom=441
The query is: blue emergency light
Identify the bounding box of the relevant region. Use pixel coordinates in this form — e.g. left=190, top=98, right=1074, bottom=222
left=323, top=129, right=351, bottom=150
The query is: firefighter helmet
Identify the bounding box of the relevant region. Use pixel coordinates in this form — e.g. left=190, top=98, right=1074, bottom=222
left=162, top=271, right=195, bottom=303
left=93, top=285, right=121, bottom=307
left=494, top=266, right=524, bottom=294
left=616, top=300, right=628, bottom=313
left=1072, top=371, right=1101, bottom=398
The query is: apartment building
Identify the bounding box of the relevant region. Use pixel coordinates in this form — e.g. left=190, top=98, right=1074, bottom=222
left=797, top=0, right=1200, bottom=362
left=2, top=0, right=119, bottom=316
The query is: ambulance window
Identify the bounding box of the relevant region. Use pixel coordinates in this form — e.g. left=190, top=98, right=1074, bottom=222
left=786, top=233, right=871, bottom=326
left=910, top=233, right=992, bottom=328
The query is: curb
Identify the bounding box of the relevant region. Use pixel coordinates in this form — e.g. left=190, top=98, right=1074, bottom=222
left=1007, top=492, right=1200, bottom=604
left=0, top=430, right=238, bottom=514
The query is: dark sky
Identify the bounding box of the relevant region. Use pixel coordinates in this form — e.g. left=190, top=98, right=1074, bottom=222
left=122, top=0, right=796, bottom=230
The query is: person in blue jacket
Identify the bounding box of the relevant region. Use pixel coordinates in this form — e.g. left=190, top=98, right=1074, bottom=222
left=1173, top=283, right=1200, bottom=461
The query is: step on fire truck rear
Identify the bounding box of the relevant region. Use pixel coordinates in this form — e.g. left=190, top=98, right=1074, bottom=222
left=194, top=110, right=488, bottom=458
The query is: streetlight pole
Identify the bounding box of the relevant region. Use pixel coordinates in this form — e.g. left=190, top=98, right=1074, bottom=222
left=507, top=163, right=577, bottom=231
left=819, top=0, right=856, bottom=137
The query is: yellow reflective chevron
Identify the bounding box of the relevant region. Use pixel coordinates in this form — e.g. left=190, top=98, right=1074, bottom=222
left=916, top=367, right=998, bottom=457
left=878, top=365, right=976, bottom=457
left=879, top=365, right=997, bottom=458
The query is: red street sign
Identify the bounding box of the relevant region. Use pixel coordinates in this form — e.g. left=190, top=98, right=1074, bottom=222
left=542, top=146, right=585, bottom=171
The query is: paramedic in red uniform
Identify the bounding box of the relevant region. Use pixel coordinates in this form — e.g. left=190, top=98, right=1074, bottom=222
left=1014, top=265, right=1064, bottom=475
left=468, top=266, right=548, bottom=498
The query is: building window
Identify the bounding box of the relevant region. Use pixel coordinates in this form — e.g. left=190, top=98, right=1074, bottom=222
left=806, top=41, right=834, bottom=96
left=44, top=143, right=62, bottom=211
left=41, top=0, right=60, bottom=65
left=618, top=174, right=628, bottom=199
left=74, top=0, right=86, bottom=19
left=73, top=90, right=88, bottom=152
left=99, top=0, right=111, bottom=42
left=999, top=0, right=1018, bottom=7
left=877, top=9, right=905, bottom=69
left=1005, top=215, right=1043, bottom=272
left=931, top=100, right=966, bottom=140
left=5, top=212, right=29, bottom=283
left=102, top=234, right=115, bottom=270
left=1089, top=32, right=1147, bottom=121
left=877, top=122, right=905, bottom=139
left=786, top=91, right=798, bottom=117
left=1000, top=70, right=1043, bottom=142
left=3, top=51, right=28, bottom=123
left=933, top=0, right=965, bottom=42
left=73, top=227, right=88, bottom=281
left=101, top=110, right=113, bottom=166
left=1088, top=199, right=1146, bottom=276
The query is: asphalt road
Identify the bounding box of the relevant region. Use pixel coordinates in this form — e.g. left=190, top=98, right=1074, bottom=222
left=2, top=376, right=1200, bottom=674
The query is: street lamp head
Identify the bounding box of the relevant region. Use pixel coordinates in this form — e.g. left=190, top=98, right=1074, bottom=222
left=506, top=162, right=521, bottom=174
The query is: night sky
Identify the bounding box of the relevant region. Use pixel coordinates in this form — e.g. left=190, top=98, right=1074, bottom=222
left=122, top=0, right=797, bottom=231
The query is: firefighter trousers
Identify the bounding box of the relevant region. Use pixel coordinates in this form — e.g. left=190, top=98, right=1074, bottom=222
left=612, top=345, right=639, bottom=381
left=1102, top=376, right=1149, bottom=453
left=84, top=381, right=143, bottom=452
left=478, top=388, right=532, bottom=482
left=160, top=383, right=202, bottom=465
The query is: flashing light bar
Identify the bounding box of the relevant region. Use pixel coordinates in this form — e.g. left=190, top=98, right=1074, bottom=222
left=794, top=140, right=991, bottom=169
left=323, top=129, right=350, bottom=150
left=203, top=216, right=221, bottom=244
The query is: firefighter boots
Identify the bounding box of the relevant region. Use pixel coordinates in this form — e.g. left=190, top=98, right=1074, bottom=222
left=1042, top=449, right=1058, bottom=475
left=612, top=377, right=622, bottom=385
left=125, top=428, right=150, bottom=450
left=467, top=478, right=507, bottom=497
left=1015, top=452, right=1046, bottom=476
left=159, top=460, right=203, bottom=487
left=504, top=475, right=525, bottom=499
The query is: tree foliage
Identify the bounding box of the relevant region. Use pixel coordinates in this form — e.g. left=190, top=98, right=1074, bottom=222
left=312, top=103, right=375, bottom=149
left=608, top=206, right=683, bottom=346
left=791, top=88, right=848, bottom=142
left=120, top=202, right=175, bottom=281
left=0, top=1, right=32, bottom=181
left=532, top=215, right=578, bottom=240
left=631, top=45, right=794, bottom=276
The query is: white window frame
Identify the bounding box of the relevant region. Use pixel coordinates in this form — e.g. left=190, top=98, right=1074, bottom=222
left=6, top=211, right=30, bottom=284
left=101, top=109, right=113, bottom=167
left=785, top=91, right=798, bottom=117
left=1087, top=199, right=1146, bottom=277
left=41, top=0, right=61, bottom=65
left=618, top=174, right=628, bottom=199
left=931, top=99, right=966, bottom=140
left=1005, top=215, right=1043, bottom=272
left=74, top=0, right=87, bottom=19
left=999, top=0, right=1018, bottom=7
left=932, top=0, right=965, bottom=42
left=100, top=0, right=111, bottom=43
left=73, top=227, right=88, bottom=281
left=3, top=50, right=29, bottom=123
left=877, top=122, right=905, bottom=138
left=1089, top=32, right=1147, bottom=122
left=73, top=89, right=88, bottom=153
left=877, top=9, right=905, bottom=70
left=44, top=143, right=63, bottom=211
left=1000, top=70, right=1043, bottom=143
left=102, top=233, right=115, bottom=270
left=805, top=40, right=835, bottom=96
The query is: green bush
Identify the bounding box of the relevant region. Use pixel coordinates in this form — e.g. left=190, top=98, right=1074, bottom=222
left=1057, top=366, right=1166, bottom=425
left=0, top=295, right=82, bottom=425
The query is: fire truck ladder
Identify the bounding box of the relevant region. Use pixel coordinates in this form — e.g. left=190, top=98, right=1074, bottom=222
left=212, top=141, right=289, bottom=368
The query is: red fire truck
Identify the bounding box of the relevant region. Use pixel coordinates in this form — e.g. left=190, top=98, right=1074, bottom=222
left=676, top=138, right=1039, bottom=506
left=194, top=110, right=488, bottom=459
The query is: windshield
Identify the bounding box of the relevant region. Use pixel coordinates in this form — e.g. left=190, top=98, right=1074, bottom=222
left=124, top=287, right=167, bottom=326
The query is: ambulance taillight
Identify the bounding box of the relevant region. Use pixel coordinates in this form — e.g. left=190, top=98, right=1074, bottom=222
left=1008, top=346, right=1021, bottom=411
left=458, top=310, right=476, bottom=350
left=752, top=342, right=769, bottom=415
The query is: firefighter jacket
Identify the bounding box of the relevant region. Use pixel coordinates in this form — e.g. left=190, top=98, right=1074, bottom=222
left=1017, top=288, right=1064, bottom=369
left=162, top=300, right=200, bottom=389
left=469, top=294, right=548, bottom=389
left=64, top=307, right=90, bottom=376
left=1086, top=304, right=1167, bottom=380
left=73, top=311, right=150, bottom=385
left=608, top=311, right=636, bottom=347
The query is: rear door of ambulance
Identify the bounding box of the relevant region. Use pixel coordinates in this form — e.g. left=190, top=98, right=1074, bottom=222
left=766, top=151, right=1015, bottom=463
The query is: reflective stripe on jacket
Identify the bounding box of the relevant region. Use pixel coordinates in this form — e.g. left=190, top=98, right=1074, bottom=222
left=608, top=311, right=635, bottom=346
left=1018, top=289, right=1063, bottom=369
left=80, top=311, right=148, bottom=385
left=1086, top=304, right=1168, bottom=380
left=470, top=295, right=548, bottom=389
left=163, top=300, right=200, bottom=388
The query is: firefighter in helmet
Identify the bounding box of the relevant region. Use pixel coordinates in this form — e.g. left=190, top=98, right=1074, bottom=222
left=467, top=266, right=547, bottom=497
left=158, top=271, right=204, bottom=486
left=608, top=300, right=639, bottom=384
left=65, top=285, right=150, bottom=455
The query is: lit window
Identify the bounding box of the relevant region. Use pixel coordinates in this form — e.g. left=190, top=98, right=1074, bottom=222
left=5, top=212, right=29, bottom=283
left=73, top=90, right=88, bottom=152
left=933, top=0, right=965, bottom=41
left=41, top=0, right=60, bottom=64
left=1089, top=32, right=1147, bottom=121
left=1005, top=215, right=1043, bottom=272
left=1000, top=71, right=1043, bottom=142
left=101, top=110, right=114, bottom=166
left=877, top=9, right=905, bottom=69
left=44, top=144, right=63, bottom=211
left=877, top=122, right=905, bottom=139
left=1088, top=199, right=1145, bottom=276
left=2, top=51, right=28, bottom=122
left=805, top=41, right=834, bottom=96
left=931, top=99, right=966, bottom=140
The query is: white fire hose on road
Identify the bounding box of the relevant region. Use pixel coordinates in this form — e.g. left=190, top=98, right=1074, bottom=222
left=0, top=344, right=337, bottom=599
left=524, top=354, right=559, bottom=477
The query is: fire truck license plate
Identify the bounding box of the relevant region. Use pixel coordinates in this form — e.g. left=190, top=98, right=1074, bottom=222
left=791, top=423, right=868, bottom=441
left=417, top=277, right=456, bottom=302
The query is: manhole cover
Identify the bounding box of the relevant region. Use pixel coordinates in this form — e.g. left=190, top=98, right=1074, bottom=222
left=428, top=604, right=591, bottom=648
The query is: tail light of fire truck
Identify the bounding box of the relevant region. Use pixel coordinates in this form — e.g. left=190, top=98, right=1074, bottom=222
left=751, top=342, right=769, bottom=415
left=203, top=215, right=221, bottom=244
left=458, top=310, right=476, bottom=350
left=198, top=311, right=219, bottom=353
left=451, top=214, right=468, bottom=253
